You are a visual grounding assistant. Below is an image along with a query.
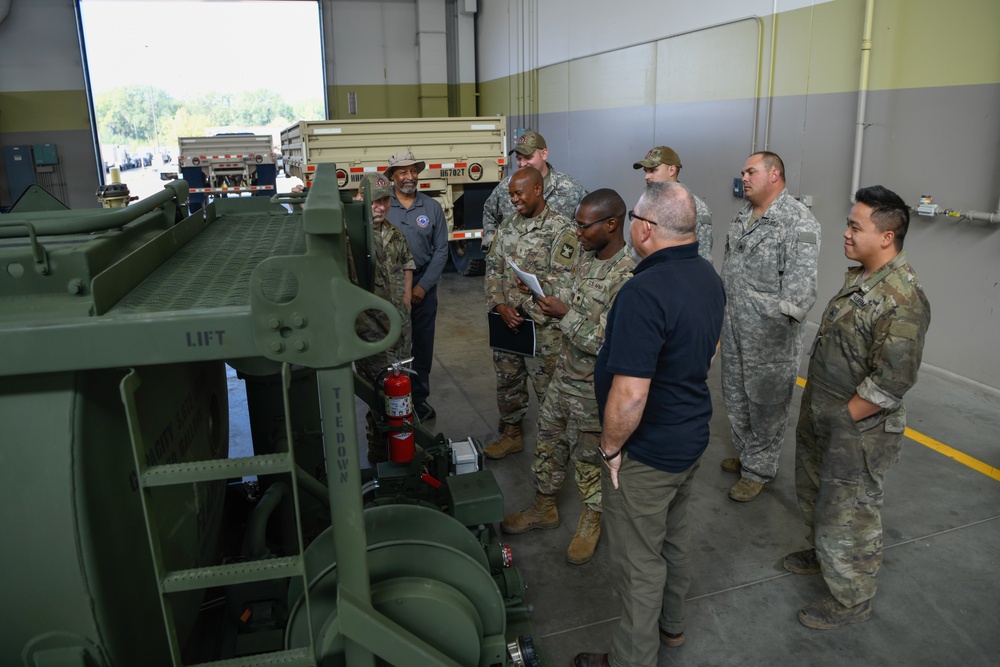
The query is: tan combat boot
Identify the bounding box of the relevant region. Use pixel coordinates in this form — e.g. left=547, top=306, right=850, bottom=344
left=566, top=506, right=601, bottom=565
left=500, top=492, right=559, bottom=534
left=483, top=422, right=523, bottom=460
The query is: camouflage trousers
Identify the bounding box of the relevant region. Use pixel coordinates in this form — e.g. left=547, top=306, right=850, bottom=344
left=720, top=312, right=803, bottom=483
left=531, top=375, right=603, bottom=508
left=795, top=380, right=905, bottom=607
left=492, top=325, right=561, bottom=426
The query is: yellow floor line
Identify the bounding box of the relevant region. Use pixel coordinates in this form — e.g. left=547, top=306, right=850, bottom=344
left=795, top=376, right=1000, bottom=482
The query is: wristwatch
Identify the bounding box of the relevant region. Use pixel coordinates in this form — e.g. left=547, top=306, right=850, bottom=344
left=601, top=447, right=623, bottom=462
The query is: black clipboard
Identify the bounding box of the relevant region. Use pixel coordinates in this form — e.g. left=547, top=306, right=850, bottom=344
left=488, top=310, right=536, bottom=357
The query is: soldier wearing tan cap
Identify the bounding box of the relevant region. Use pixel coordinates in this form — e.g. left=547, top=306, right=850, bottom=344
left=352, top=173, right=416, bottom=462
left=482, top=129, right=587, bottom=253
left=633, top=146, right=713, bottom=262
left=481, top=131, right=586, bottom=459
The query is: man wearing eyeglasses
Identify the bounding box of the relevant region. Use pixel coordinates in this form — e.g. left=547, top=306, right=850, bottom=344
left=500, top=189, right=634, bottom=566
left=720, top=151, right=821, bottom=502
left=633, top=145, right=713, bottom=262
left=481, top=129, right=587, bottom=253
left=572, top=182, right=724, bottom=667
left=484, top=167, right=579, bottom=460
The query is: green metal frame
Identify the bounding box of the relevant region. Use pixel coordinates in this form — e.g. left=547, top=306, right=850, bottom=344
left=1, top=164, right=546, bottom=667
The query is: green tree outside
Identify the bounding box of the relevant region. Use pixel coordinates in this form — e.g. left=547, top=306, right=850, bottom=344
left=94, top=85, right=324, bottom=156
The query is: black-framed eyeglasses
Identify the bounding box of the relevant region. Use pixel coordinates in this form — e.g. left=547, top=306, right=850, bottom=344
left=628, top=209, right=658, bottom=226
left=575, top=215, right=612, bottom=231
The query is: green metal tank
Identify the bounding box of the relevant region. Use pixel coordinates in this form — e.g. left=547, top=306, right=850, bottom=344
left=0, top=184, right=229, bottom=665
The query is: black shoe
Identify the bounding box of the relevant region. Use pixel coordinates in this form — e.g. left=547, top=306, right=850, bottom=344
left=414, top=402, right=436, bottom=422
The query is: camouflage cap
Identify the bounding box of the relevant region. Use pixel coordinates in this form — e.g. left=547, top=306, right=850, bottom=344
left=509, top=130, right=547, bottom=156
left=383, top=149, right=426, bottom=178
left=359, top=173, right=392, bottom=200
left=633, top=146, right=682, bottom=170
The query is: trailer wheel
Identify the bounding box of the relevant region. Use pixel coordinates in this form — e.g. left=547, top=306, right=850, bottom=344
left=450, top=240, right=485, bottom=277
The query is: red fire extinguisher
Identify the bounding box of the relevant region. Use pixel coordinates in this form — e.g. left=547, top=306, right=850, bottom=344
left=383, top=368, right=415, bottom=463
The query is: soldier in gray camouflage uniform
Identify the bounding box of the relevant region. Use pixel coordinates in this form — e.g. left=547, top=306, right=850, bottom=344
left=482, top=129, right=586, bottom=252
left=484, top=166, right=579, bottom=459
left=351, top=173, right=416, bottom=464
left=500, top=189, right=634, bottom=566
left=785, top=185, right=929, bottom=630
left=633, top=146, right=713, bottom=262
left=721, top=151, right=821, bottom=502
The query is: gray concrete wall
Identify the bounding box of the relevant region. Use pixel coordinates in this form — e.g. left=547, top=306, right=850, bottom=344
left=0, top=0, right=99, bottom=209
left=530, top=81, right=1000, bottom=387
left=478, top=0, right=1000, bottom=388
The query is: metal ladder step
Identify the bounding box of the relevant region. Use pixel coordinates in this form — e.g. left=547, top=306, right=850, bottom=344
left=161, top=556, right=304, bottom=594
left=141, top=453, right=293, bottom=487
left=188, top=647, right=314, bottom=667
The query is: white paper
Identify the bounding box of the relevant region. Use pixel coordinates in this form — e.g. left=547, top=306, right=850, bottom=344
left=505, top=257, right=545, bottom=297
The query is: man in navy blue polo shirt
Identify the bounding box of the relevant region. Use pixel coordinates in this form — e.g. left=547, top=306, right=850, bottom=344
left=384, top=149, right=449, bottom=422
left=573, top=182, right=725, bottom=667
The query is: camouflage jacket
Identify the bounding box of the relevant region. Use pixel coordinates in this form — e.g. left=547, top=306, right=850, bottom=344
left=355, top=224, right=415, bottom=356
left=485, top=205, right=579, bottom=328
left=481, top=163, right=586, bottom=251
left=807, top=251, right=930, bottom=415
left=722, top=188, right=821, bottom=323
left=693, top=192, right=714, bottom=262
left=551, top=246, right=635, bottom=396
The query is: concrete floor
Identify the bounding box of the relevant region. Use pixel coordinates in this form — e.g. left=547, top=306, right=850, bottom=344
left=413, top=272, right=1000, bottom=667
left=229, top=269, right=1000, bottom=667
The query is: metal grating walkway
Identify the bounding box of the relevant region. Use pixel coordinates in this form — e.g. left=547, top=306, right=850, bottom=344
left=112, top=212, right=306, bottom=314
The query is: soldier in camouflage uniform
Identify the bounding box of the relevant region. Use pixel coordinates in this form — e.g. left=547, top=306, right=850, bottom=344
left=351, top=173, right=416, bottom=464
left=481, top=129, right=586, bottom=252
left=721, top=151, right=821, bottom=502
left=483, top=166, right=579, bottom=459
left=500, top=189, right=635, bottom=566
left=633, top=146, right=713, bottom=262
left=786, top=185, right=929, bottom=630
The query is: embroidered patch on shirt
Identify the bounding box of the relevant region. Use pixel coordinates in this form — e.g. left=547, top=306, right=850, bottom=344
left=416, top=215, right=430, bottom=228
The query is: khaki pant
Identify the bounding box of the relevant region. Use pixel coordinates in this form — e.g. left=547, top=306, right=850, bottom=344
left=603, top=455, right=701, bottom=667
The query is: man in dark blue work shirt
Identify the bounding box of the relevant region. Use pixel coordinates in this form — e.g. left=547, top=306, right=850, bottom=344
left=384, top=149, right=449, bottom=422
left=573, top=182, right=725, bottom=667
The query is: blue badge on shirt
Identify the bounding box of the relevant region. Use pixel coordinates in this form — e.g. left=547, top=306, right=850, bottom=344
left=416, top=215, right=430, bottom=228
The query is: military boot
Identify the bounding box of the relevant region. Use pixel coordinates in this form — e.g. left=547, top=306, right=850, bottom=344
left=798, top=595, right=873, bottom=630
left=483, top=422, right=523, bottom=460
left=566, top=506, right=601, bottom=565
left=500, top=492, right=559, bottom=534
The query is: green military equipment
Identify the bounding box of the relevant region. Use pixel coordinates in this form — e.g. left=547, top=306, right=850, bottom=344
left=0, top=165, right=545, bottom=667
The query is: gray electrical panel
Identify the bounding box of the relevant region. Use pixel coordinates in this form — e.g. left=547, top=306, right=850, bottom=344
left=33, top=143, right=58, bottom=166
left=3, top=145, right=36, bottom=202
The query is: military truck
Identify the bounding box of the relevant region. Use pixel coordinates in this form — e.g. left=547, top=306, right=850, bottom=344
left=280, top=116, right=507, bottom=276
left=176, top=133, right=278, bottom=212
